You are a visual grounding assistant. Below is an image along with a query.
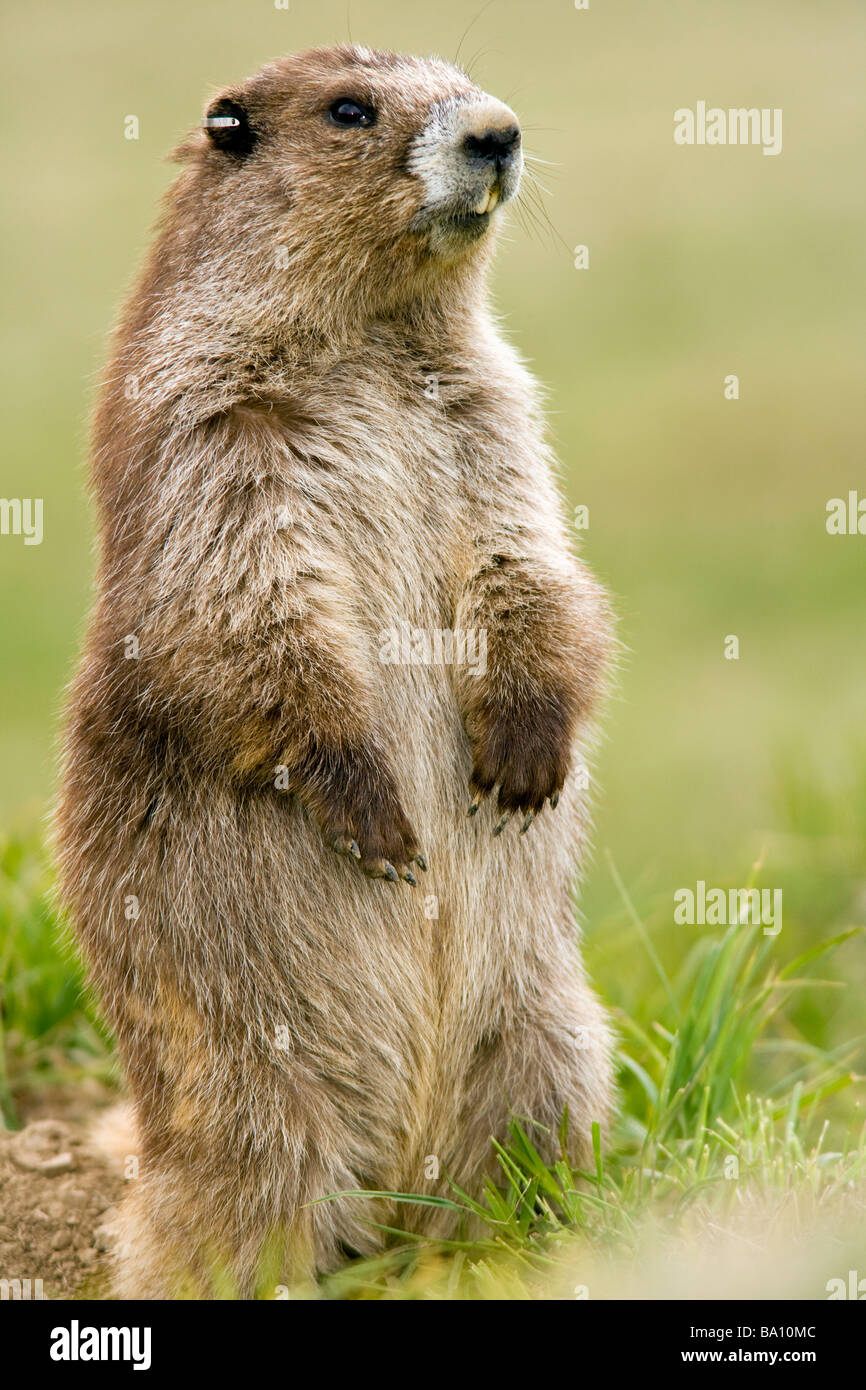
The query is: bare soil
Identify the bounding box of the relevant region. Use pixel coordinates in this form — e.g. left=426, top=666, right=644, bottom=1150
left=0, top=1091, right=124, bottom=1299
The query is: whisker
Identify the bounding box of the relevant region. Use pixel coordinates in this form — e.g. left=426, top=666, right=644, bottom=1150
left=516, top=172, right=571, bottom=254
left=511, top=193, right=548, bottom=249
left=523, top=154, right=561, bottom=170
left=453, top=0, right=498, bottom=68
left=462, top=43, right=500, bottom=82
left=523, top=167, right=555, bottom=199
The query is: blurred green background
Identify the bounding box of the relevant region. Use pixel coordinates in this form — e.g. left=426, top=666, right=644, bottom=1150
left=1, top=1, right=864, bottom=967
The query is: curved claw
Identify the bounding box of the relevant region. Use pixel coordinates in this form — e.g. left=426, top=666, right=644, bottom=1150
left=361, top=858, right=399, bottom=881
left=414, top=853, right=428, bottom=872
left=519, top=811, right=536, bottom=834
left=331, top=834, right=361, bottom=860
left=492, top=811, right=512, bottom=837
left=467, top=790, right=484, bottom=817
left=402, top=869, right=418, bottom=886
left=550, top=791, right=560, bottom=809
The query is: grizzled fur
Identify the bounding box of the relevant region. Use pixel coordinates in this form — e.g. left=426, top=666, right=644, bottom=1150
left=56, top=45, right=614, bottom=1297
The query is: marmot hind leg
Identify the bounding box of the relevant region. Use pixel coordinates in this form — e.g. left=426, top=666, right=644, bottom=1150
left=105, top=1085, right=392, bottom=1298
left=415, top=973, right=613, bottom=1239
left=109, top=1152, right=392, bottom=1298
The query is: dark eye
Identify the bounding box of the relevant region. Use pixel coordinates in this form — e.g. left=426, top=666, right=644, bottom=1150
left=329, top=98, right=376, bottom=128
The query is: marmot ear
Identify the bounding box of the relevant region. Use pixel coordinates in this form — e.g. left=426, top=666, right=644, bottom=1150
left=202, top=96, right=257, bottom=158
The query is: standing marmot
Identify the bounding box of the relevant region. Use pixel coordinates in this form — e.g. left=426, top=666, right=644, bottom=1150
left=56, top=45, right=613, bottom=1298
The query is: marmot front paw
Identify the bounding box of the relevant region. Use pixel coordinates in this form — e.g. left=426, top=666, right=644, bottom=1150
left=466, top=691, right=572, bottom=835
left=328, top=822, right=427, bottom=884
left=298, top=740, right=426, bottom=884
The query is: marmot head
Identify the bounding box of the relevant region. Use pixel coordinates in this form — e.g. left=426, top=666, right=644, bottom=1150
left=173, top=46, right=523, bottom=332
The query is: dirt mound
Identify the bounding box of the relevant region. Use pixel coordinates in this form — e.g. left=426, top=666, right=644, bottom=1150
left=0, top=1116, right=124, bottom=1299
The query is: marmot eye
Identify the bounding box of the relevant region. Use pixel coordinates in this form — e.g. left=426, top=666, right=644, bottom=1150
left=329, top=99, right=376, bottom=128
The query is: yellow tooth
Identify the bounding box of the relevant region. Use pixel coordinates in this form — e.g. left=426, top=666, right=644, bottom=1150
left=475, top=189, right=500, bottom=215
left=474, top=187, right=500, bottom=216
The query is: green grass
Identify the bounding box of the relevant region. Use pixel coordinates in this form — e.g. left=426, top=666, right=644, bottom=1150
left=0, top=829, right=114, bottom=1129
left=1, top=753, right=863, bottom=1297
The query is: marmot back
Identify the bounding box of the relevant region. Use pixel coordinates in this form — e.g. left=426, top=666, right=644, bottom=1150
left=56, top=45, right=614, bottom=1298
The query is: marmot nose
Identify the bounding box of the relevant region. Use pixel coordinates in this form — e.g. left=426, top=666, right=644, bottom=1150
left=463, top=124, right=521, bottom=172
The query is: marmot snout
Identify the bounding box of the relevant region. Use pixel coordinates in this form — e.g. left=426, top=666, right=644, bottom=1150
left=406, top=92, right=522, bottom=255
left=57, top=44, right=614, bottom=1298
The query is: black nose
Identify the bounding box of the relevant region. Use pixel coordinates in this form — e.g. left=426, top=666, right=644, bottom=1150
left=463, top=124, right=521, bottom=171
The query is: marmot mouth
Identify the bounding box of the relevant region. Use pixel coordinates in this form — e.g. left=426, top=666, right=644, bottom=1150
left=442, top=210, right=491, bottom=238
left=412, top=199, right=500, bottom=253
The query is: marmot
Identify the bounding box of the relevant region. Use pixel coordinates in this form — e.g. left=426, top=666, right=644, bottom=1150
left=56, top=44, right=614, bottom=1298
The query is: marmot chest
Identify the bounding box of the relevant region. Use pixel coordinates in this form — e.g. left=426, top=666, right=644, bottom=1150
left=293, top=373, right=478, bottom=634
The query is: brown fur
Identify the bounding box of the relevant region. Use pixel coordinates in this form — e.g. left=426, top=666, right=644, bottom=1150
left=55, top=45, right=614, bottom=1298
